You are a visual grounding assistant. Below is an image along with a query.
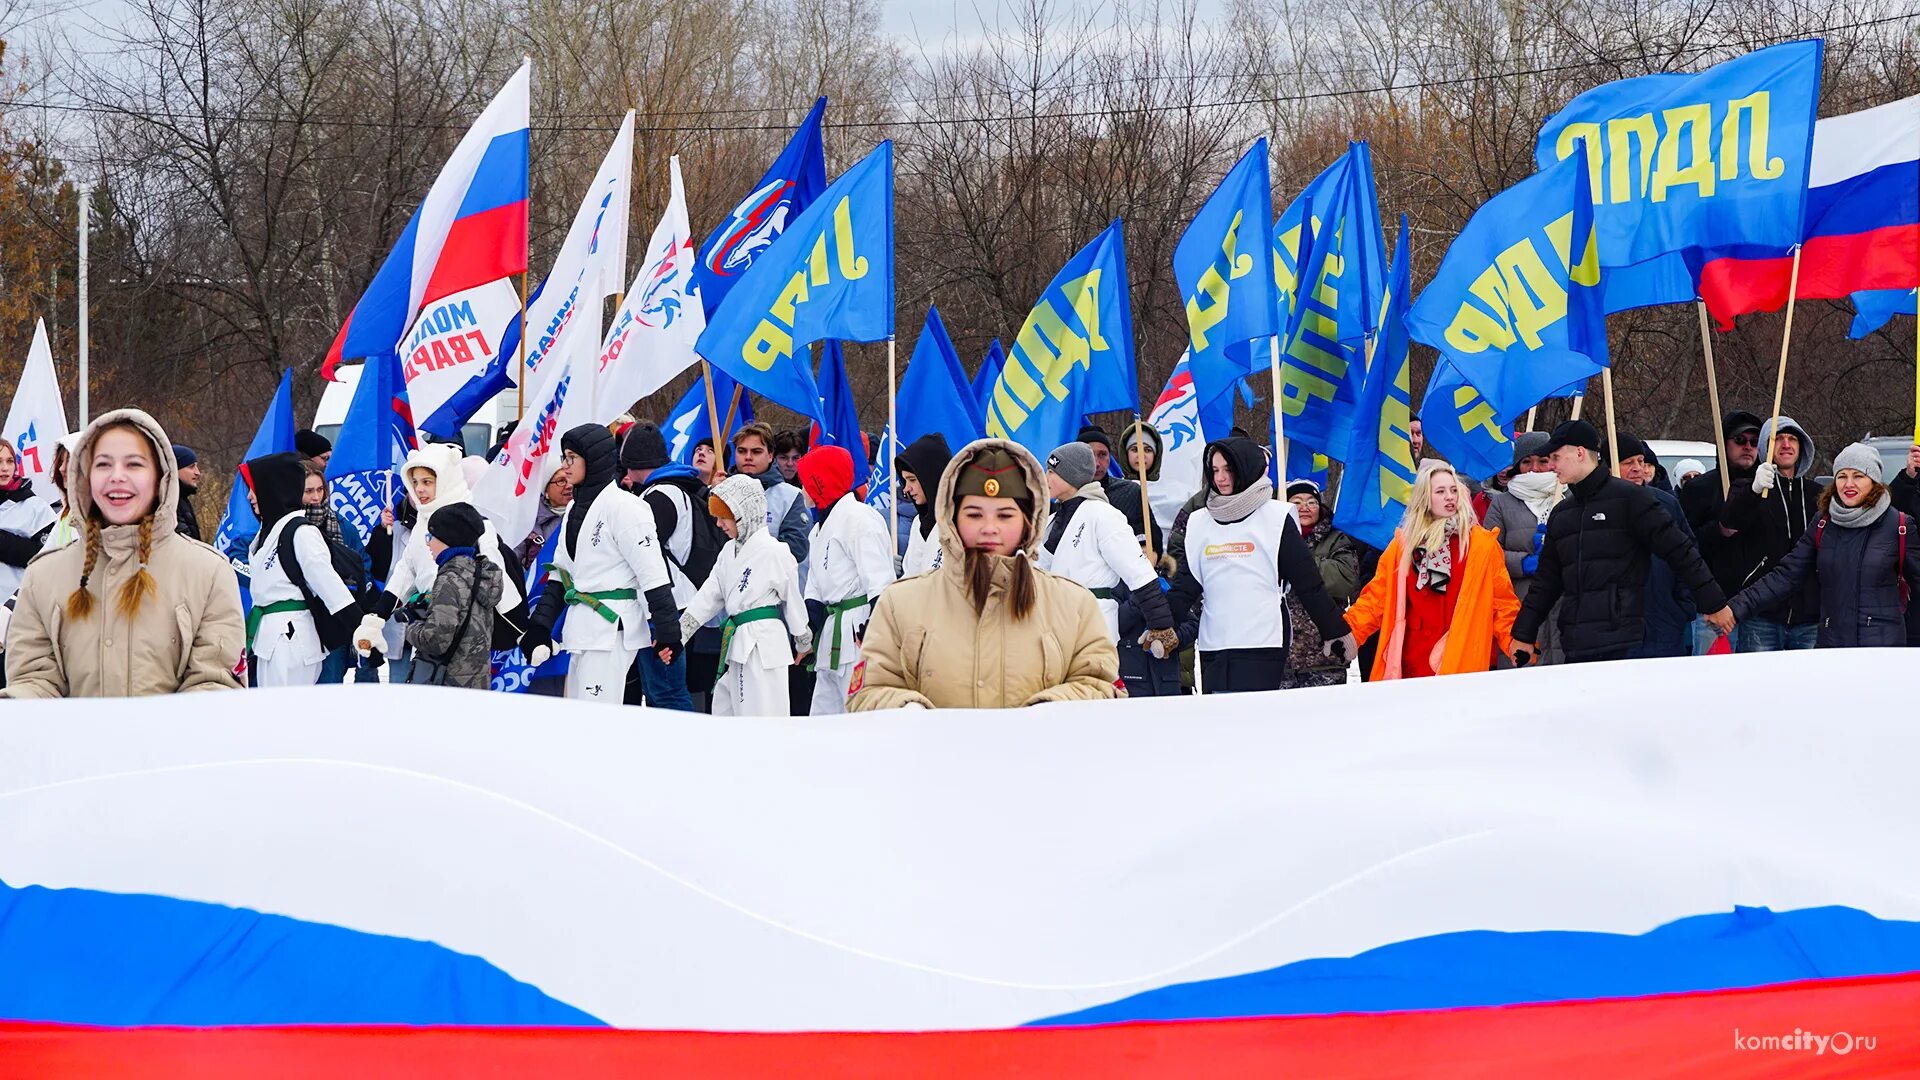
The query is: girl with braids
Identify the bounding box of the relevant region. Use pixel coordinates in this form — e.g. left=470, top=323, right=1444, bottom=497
left=2, top=409, right=244, bottom=698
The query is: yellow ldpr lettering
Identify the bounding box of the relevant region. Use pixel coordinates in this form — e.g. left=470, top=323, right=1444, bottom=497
left=807, top=232, right=832, bottom=288
left=1453, top=385, right=1509, bottom=446
left=1222, top=211, right=1253, bottom=280
left=1493, top=235, right=1567, bottom=350
left=1555, top=122, right=1605, bottom=202
left=832, top=197, right=870, bottom=280
left=1605, top=113, right=1657, bottom=203
left=1185, top=269, right=1231, bottom=351
left=1652, top=102, right=1715, bottom=202
left=1279, top=363, right=1337, bottom=418
left=741, top=322, right=792, bottom=372
left=1447, top=266, right=1515, bottom=353
left=1721, top=91, right=1783, bottom=181
left=1544, top=210, right=1602, bottom=287
left=1063, top=271, right=1109, bottom=354
left=771, top=270, right=808, bottom=324
left=1028, top=301, right=1091, bottom=401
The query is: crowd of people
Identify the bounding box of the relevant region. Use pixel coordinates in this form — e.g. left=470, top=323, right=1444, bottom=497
left=1, top=401, right=1917, bottom=705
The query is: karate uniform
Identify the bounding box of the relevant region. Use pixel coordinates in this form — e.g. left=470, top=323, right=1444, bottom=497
left=900, top=519, right=945, bottom=578
left=681, top=529, right=809, bottom=716
left=550, top=483, right=672, bottom=702
left=248, top=512, right=356, bottom=687
left=1038, top=498, right=1158, bottom=641
left=804, top=494, right=896, bottom=714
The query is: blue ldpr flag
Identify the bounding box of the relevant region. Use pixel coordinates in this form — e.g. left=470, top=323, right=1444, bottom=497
left=970, top=339, right=1005, bottom=416
left=1333, top=215, right=1417, bottom=552
left=693, top=98, right=828, bottom=319
left=1265, top=144, right=1389, bottom=461
left=813, top=340, right=862, bottom=451
left=1419, top=358, right=1514, bottom=484
left=982, top=220, right=1138, bottom=455
left=1849, top=288, right=1917, bottom=339
left=1176, top=139, right=1279, bottom=443
left=1404, top=152, right=1609, bottom=423
left=1535, top=40, right=1823, bottom=313
left=864, top=423, right=894, bottom=514
left=695, top=141, right=894, bottom=424
left=898, top=305, right=985, bottom=456
left=326, top=350, right=417, bottom=543
left=665, top=368, right=754, bottom=466
left=212, top=369, right=297, bottom=598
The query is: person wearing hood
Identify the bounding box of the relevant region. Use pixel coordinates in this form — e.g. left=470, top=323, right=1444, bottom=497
left=172, top=443, right=204, bottom=541
left=896, top=433, right=955, bottom=578
left=1039, top=441, right=1178, bottom=659
left=1511, top=421, right=1732, bottom=665
left=1728, top=443, right=1919, bottom=649
left=514, top=423, right=682, bottom=703
left=1166, top=437, right=1350, bottom=694
left=797, top=444, right=896, bottom=715
left=1344, top=459, right=1519, bottom=679
left=403, top=502, right=504, bottom=689
left=1678, top=408, right=1766, bottom=652
left=1721, top=415, right=1822, bottom=651
left=1674, top=459, right=1707, bottom=488
left=1280, top=479, right=1360, bottom=688
left=676, top=475, right=813, bottom=715
left=732, top=423, right=809, bottom=569
left=354, top=441, right=525, bottom=670
left=850, top=440, right=1118, bottom=710
left=239, top=451, right=362, bottom=687
left=42, top=433, right=84, bottom=552
left=3, top=409, right=244, bottom=698
left=1480, top=431, right=1564, bottom=665
left=1078, top=424, right=1160, bottom=553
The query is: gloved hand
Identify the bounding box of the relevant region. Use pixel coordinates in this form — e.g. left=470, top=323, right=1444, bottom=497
left=1138, top=627, right=1180, bottom=660
left=353, top=613, right=386, bottom=656
left=1322, top=632, right=1358, bottom=662
left=793, top=628, right=815, bottom=661
left=1751, top=461, right=1779, bottom=495
left=1510, top=642, right=1536, bottom=667
left=518, top=624, right=553, bottom=667
left=677, top=612, right=701, bottom=645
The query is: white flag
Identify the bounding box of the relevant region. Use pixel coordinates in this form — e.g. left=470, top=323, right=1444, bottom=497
left=471, top=116, right=634, bottom=544
left=594, top=155, right=705, bottom=416
left=1146, top=352, right=1203, bottom=530
left=4, top=319, right=71, bottom=506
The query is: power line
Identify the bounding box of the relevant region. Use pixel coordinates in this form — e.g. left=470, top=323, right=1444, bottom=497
left=0, top=11, right=1912, bottom=137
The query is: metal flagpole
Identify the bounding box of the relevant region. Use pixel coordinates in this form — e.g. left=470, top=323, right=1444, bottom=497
left=516, top=273, right=529, bottom=422
left=77, top=183, right=90, bottom=425
left=1696, top=300, right=1731, bottom=500
left=1761, top=246, right=1806, bottom=499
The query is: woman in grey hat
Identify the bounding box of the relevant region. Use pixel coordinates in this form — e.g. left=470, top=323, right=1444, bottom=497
left=1479, top=431, right=1563, bottom=665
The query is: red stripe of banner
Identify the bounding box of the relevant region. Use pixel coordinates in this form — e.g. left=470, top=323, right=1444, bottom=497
left=4, top=971, right=1917, bottom=1078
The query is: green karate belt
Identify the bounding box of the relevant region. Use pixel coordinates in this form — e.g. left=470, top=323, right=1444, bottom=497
left=550, top=567, right=636, bottom=625
left=811, top=593, right=870, bottom=672
left=717, top=605, right=783, bottom=676
left=246, top=600, right=307, bottom=648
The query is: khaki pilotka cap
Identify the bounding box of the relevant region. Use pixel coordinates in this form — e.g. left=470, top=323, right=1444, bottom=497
left=952, top=447, right=1033, bottom=503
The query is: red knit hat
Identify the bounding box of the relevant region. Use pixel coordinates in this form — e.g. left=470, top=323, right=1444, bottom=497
left=797, top=445, right=856, bottom=508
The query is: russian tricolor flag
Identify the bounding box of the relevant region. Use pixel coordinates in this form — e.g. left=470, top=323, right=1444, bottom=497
left=322, top=62, right=531, bottom=379
left=1701, top=93, right=1920, bottom=329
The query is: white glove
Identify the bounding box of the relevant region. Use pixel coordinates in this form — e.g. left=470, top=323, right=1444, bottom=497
left=1323, top=632, right=1359, bottom=662
left=793, top=628, right=815, bottom=658
left=1751, top=461, right=1778, bottom=495
left=678, top=613, right=701, bottom=644
left=526, top=644, right=553, bottom=666
left=353, top=613, right=386, bottom=656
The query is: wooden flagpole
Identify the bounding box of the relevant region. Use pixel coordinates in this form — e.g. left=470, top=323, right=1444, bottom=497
left=1761, top=246, right=1806, bottom=498
left=699, top=359, right=725, bottom=473
left=1268, top=335, right=1288, bottom=490
left=1524, top=406, right=1538, bottom=432
left=1696, top=300, right=1731, bottom=500
left=1129, top=418, right=1155, bottom=562
left=1601, top=368, right=1622, bottom=477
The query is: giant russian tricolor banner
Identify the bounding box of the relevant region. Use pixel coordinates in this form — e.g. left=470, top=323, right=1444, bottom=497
left=4, top=651, right=1920, bottom=1073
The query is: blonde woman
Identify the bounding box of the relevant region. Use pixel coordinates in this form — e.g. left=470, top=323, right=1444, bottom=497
left=1344, top=459, right=1519, bottom=679
left=3, top=408, right=244, bottom=697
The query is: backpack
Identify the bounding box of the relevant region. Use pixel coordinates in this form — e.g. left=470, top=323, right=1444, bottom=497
left=275, top=521, right=364, bottom=651
left=1814, top=512, right=1911, bottom=609
left=647, top=477, right=726, bottom=588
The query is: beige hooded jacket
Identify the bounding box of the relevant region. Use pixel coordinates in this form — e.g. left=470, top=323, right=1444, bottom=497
left=849, top=439, right=1118, bottom=710
left=3, top=408, right=244, bottom=697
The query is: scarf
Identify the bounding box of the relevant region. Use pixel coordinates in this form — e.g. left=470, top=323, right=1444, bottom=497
left=1413, top=521, right=1459, bottom=593
left=1205, top=476, right=1273, bottom=525
left=434, top=545, right=478, bottom=566
left=1505, top=470, right=1562, bottom=525
left=1828, top=490, right=1892, bottom=530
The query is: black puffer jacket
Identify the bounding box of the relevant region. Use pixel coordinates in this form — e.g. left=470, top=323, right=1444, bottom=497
left=1514, top=467, right=1727, bottom=658
left=1731, top=507, right=1917, bottom=648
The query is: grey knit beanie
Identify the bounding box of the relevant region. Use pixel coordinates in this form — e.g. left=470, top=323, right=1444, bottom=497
left=1046, top=441, right=1098, bottom=490
left=1833, top=442, right=1884, bottom=484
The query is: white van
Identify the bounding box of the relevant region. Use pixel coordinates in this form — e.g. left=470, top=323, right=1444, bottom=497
left=311, top=362, right=517, bottom=459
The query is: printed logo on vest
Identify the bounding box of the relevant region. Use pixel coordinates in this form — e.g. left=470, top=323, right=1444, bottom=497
left=1202, top=541, right=1256, bottom=558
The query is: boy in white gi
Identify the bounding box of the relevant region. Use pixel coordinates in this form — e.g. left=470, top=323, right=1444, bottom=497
left=795, top=445, right=895, bottom=715
left=678, top=475, right=812, bottom=716
left=242, top=451, right=360, bottom=687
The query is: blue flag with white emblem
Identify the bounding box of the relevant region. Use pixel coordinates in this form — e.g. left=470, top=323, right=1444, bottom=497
left=1176, top=139, right=1279, bottom=443
left=1405, top=153, right=1609, bottom=425
left=696, top=141, right=894, bottom=423
left=693, top=98, right=828, bottom=318
left=1333, top=215, right=1417, bottom=551
left=326, top=350, right=417, bottom=546
left=982, top=220, right=1137, bottom=455
left=1534, top=40, right=1822, bottom=313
